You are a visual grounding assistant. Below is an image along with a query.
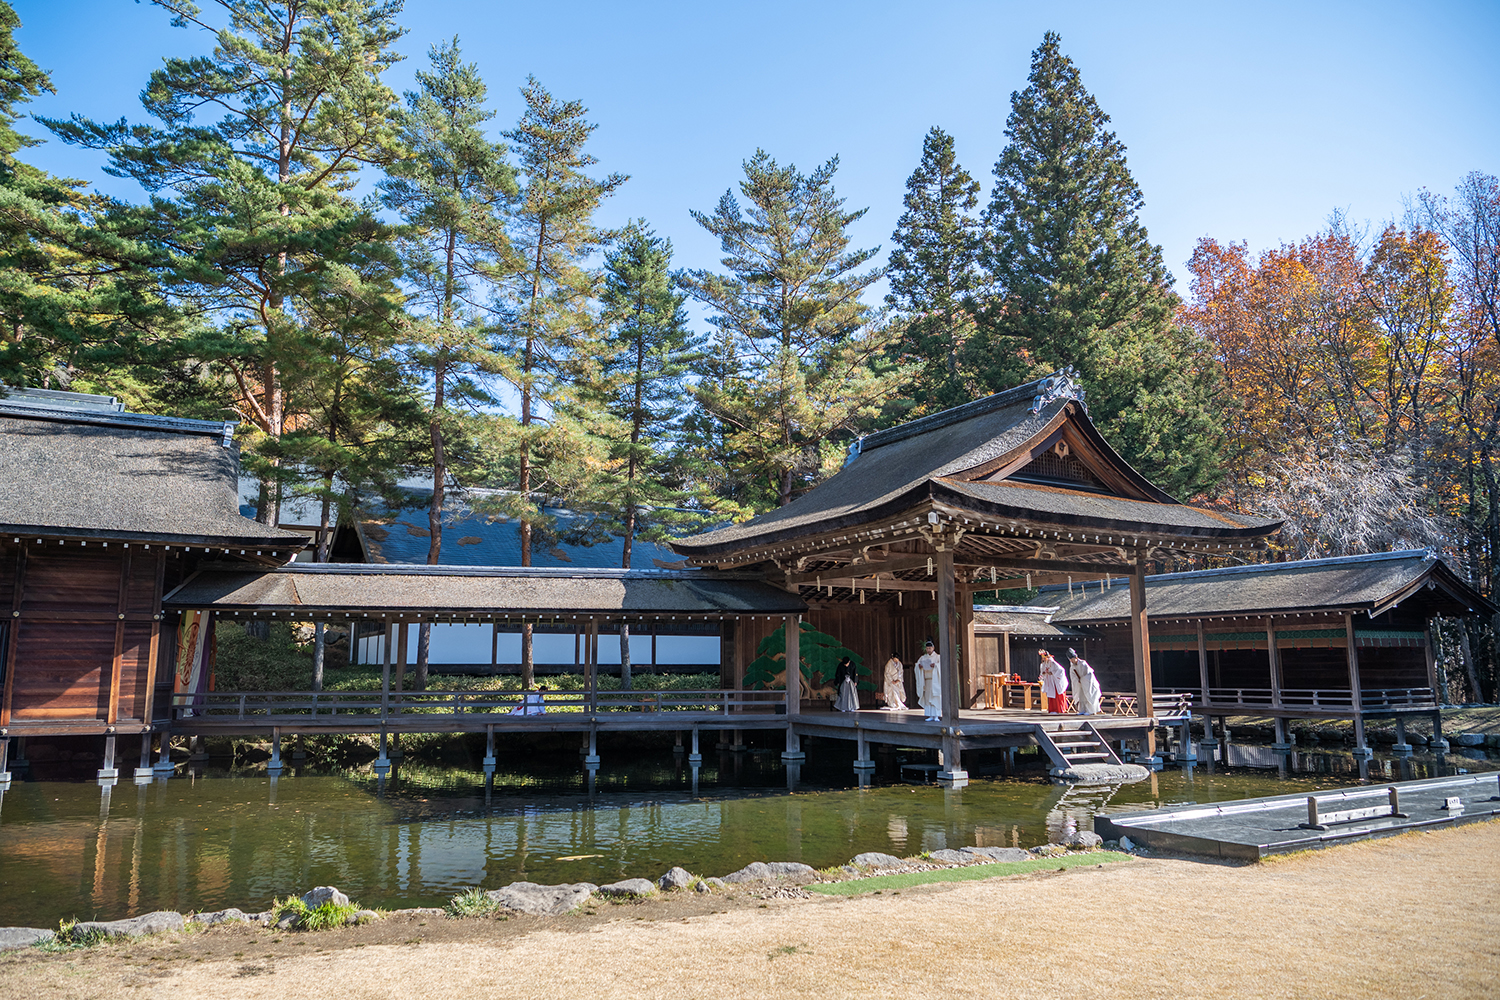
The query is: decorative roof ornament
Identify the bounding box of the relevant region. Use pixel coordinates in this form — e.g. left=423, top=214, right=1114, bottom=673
left=1029, top=366, right=1087, bottom=415
left=843, top=435, right=864, bottom=468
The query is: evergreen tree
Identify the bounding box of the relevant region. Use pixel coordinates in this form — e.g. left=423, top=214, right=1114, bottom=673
left=593, top=220, right=709, bottom=689
left=886, top=126, right=984, bottom=414
left=380, top=38, right=516, bottom=688
left=0, top=0, right=180, bottom=403
left=680, top=151, right=907, bottom=511
left=496, top=77, right=624, bottom=688
left=43, top=0, right=408, bottom=521
left=977, top=32, right=1221, bottom=497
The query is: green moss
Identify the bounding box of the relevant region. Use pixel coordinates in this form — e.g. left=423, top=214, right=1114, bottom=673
left=805, top=852, right=1132, bottom=896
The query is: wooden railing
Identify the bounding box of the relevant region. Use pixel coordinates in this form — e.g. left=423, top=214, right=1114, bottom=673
left=171, top=688, right=785, bottom=722
left=1159, top=687, right=1436, bottom=712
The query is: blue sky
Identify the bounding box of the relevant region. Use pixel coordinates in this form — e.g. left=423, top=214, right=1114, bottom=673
left=10, top=0, right=1500, bottom=301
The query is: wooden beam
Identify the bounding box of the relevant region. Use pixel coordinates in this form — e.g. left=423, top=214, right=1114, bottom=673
left=1197, top=619, right=1210, bottom=711
left=107, top=548, right=131, bottom=726
left=960, top=594, right=978, bottom=708
left=1345, top=612, right=1364, bottom=743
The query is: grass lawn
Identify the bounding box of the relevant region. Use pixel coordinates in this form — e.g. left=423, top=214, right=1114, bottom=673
left=807, top=852, right=1133, bottom=896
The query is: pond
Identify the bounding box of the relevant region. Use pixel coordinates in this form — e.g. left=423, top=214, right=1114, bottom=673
left=0, top=740, right=1493, bottom=927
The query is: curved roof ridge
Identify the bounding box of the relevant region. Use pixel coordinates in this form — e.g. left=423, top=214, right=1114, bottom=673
left=855, top=371, right=1062, bottom=456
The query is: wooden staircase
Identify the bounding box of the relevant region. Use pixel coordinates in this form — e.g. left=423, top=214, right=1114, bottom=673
left=1035, top=722, right=1123, bottom=771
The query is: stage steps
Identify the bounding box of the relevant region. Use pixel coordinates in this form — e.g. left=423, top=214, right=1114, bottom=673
left=1035, top=722, right=1123, bottom=770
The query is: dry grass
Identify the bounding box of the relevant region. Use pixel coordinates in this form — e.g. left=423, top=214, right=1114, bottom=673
left=6, top=820, right=1498, bottom=999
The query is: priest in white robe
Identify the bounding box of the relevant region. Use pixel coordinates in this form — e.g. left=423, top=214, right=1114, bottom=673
left=915, top=640, right=942, bottom=721
left=1067, top=648, right=1102, bottom=715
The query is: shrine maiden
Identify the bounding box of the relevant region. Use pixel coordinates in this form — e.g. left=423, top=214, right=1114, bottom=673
left=1038, top=650, right=1069, bottom=714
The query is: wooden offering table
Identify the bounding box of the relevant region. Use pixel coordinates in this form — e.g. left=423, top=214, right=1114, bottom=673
left=982, top=675, right=1043, bottom=711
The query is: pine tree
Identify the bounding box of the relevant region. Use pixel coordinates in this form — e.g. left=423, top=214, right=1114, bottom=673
left=593, top=221, right=709, bottom=689
left=680, top=151, right=906, bottom=511
left=43, top=0, right=407, bottom=521
left=0, top=0, right=179, bottom=402
left=977, top=32, right=1221, bottom=497
left=886, top=126, right=984, bottom=414
left=497, top=77, right=624, bottom=688
left=380, top=38, right=516, bottom=689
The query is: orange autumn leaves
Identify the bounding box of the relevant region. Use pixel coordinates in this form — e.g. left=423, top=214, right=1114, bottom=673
left=1182, top=224, right=1472, bottom=556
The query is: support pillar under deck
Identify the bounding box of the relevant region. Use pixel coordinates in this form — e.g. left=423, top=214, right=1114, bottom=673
left=483, top=725, right=496, bottom=772
left=1392, top=716, right=1413, bottom=754
left=1429, top=712, right=1449, bottom=752
left=1271, top=717, right=1293, bottom=751
left=0, top=736, right=10, bottom=785
left=583, top=727, right=600, bottom=767
left=267, top=728, right=283, bottom=774
left=136, top=733, right=155, bottom=778
left=374, top=728, right=392, bottom=771
left=98, top=734, right=118, bottom=780
left=1351, top=714, right=1373, bottom=759
left=853, top=728, right=875, bottom=774
left=688, top=727, right=701, bottom=766
left=153, top=732, right=175, bottom=773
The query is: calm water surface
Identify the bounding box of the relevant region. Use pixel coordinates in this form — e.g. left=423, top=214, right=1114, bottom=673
left=0, top=741, right=1492, bottom=926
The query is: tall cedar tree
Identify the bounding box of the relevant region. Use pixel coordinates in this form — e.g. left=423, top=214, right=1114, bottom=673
left=886, top=126, right=985, bottom=414
left=978, top=32, right=1221, bottom=499
left=498, top=78, right=624, bottom=687
left=595, top=220, right=708, bottom=688
left=44, top=0, right=407, bottom=524
left=380, top=38, right=516, bottom=688
left=681, top=151, right=906, bottom=510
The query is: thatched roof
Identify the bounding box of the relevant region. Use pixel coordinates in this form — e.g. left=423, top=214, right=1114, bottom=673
left=163, top=563, right=807, bottom=619
left=1035, top=550, right=1493, bottom=622
left=0, top=395, right=303, bottom=549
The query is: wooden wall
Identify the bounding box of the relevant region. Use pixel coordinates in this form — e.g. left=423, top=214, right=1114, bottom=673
left=1, top=540, right=175, bottom=731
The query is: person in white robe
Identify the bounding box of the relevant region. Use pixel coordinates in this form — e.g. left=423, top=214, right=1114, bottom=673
left=914, top=640, right=942, bottom=721
left=833, top=656, right=860, bottom=712
left=510, top=686, right=547, bottom=716
left=1038, top=650, right=1069, bottom=714
left=1067, top=648, right=1102, bottom=715
left=881, top=655, right=907, bottom=711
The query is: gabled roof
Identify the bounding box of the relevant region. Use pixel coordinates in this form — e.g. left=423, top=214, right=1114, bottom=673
left=671, top=373, right=1277, bottom=561
left=163, top=563, right=806, bottom=618
left=1034, top=550, right=1494, bottom=622
left=972, top=604, right=1099, bottom=640
left=0, top=394, right=304, bottom=549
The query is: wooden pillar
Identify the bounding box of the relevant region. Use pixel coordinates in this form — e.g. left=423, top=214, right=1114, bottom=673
left=1001, top=630, right=1011, bottom=678
left=98, top=734, right=118, bottom=780
left=380, top=618, right=392, bottom=722
left=936, top=548, right=964, bottom=782
left=783, top=614, right=803, bottom=761
left=1265, top=618, right=1282, bottom=708
left=1128, top=553, right=1155, bottom=757
left=1344, top=612, right=1367, bottom=751
left=142, top=551, right=166, bottom=725
left=107, top=549, right=131, bottom=726
left=960, top=596, right=978, bottom=708
left=3, top=543, right=28, bottom=727
left=394, top=622, right=409, bottom=694
left=1423, top=624, right=1439, bottom=696
left=719, top=619, right=737, bottom=691
left=1197, top=620, right=1215, bottom=745
left=491, top=622, right=499, bottom=672
left=937, top=548, right=958, bottom=726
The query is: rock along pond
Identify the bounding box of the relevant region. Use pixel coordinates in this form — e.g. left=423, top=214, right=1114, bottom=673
left=0, top=740, right=1493, bottom=927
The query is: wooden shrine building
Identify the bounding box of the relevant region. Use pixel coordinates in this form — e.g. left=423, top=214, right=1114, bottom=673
left=1023, top=550, right=1493, bottom=754
left=669, top=370, right=1281, bottom=779
left=0, top=388, right=304, bottom=778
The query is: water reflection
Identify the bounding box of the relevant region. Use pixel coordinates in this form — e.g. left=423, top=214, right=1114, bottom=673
left=0, top=743, right=1492, bottom=928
